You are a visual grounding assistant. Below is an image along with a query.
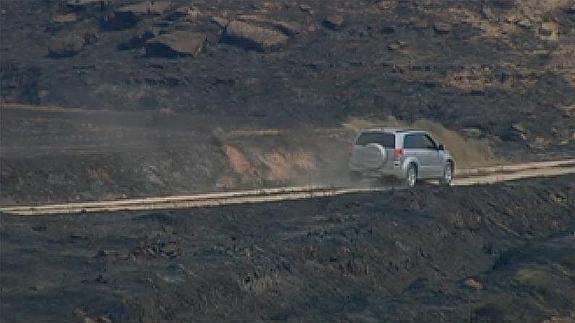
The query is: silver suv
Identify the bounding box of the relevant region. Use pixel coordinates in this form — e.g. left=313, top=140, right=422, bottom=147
left=349, top=129, right=455, bottom=187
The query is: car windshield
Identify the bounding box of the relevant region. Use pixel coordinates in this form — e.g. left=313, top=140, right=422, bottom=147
left=355, top=132, right=395, bottom=148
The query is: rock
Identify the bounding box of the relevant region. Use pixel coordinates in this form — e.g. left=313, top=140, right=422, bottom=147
left=146, top=31, right=206, bottom=57
left=224, top=20, right=289, bottom=52
left=388, top=40, right=407, bottom=51
left=516, top=19, right=532, bottom=29
left=116, top=1, right=172, bottom=16
left=83, top=31, right=98, bottom=45
left=464, top=277, right=483, bottom=289
left=193, top=22, right=225, bottom=45
left=505, top=15, right=519, bottom=23
left=491, top=0, right=515, bottom=9
left=118, top=30, right=155, bottom=50
left=482, top=7, right=497, bottom=22
left=376, top=1, right=391, bottom=10
left=565, top=6, right=575, bottom=14
left=511, top=123, right=526, bottom=133
left=237, top=15, right=301, bottom=36
left=414, top=21, right=429, bottom=29
left=65, top=0, right=109, bottom=10
left=434, top=22, right=452, bottom=34
left=211, top=16, right=229, bottom=29
left=529, top=137, right=549, bottom=149
left=103, top=1, right=171, bottom=30
left=559, top=105, right=575, bottom=117
left=501, top=127, right=527, bottom=142
left=381, top=23, right=396, bottom=33
left=460, top=128, right=482, bottom=138
left=323, top=15, right=345, bottom=30
left=539, top=22, right=558, bottom=41
left=169, top=6, right=199, bottom=20
left=52, top=13, right=79, bottom=24
left=48, top=34, right=85, bottom=58
left=298, top=4, right=313, bottom=13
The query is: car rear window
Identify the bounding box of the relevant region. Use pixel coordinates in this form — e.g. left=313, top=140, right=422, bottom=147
left=355, top=132, right=395, bottom=148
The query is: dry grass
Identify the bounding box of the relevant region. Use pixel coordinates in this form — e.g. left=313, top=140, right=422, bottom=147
left=444, top=66, right=539, bottom=93
left=224, top=145, right=256, bottom=176
left=259, top=150, right=317, bottom=181
left=224, top=145, right=317, bottom=183
left=515, top=267, right=554, bottom=289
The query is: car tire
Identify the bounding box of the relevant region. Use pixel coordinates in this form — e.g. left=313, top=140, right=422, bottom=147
left=405, top=164, right=417, bottom=188
left=439, top=163, right=453, bottom=186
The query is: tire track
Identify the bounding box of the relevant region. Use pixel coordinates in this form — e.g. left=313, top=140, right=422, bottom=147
left=1, top=159, right=574, bottom=216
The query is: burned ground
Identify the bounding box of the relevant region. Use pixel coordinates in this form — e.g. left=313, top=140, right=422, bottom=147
left=1, top=0, right=575, bottom=203
left=1, top=0, right=575, bottom=157
left=1, top=176, right=574, bottom=322
left=1, top=1, right=575, bottom=322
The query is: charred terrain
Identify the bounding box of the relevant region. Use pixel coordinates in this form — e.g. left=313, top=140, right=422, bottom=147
left=1, top=0, right=575, bottom=202
left=1, top=176, right=575, bottom=322
left=1, top=1, right=575, bottom=322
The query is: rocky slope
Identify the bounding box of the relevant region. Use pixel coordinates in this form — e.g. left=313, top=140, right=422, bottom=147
left=1, top=0, right=575, bottom=156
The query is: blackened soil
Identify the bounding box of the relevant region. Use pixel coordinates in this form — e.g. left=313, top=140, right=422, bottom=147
left=1, top=0, right=575, bottom=158
left=1, top=176, right=574, bottom=322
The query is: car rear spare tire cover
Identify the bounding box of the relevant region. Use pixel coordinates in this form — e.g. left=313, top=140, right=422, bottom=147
left=351, top=143, right=388, bottom=170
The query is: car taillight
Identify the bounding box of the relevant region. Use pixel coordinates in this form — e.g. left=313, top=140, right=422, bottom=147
left=394, top=148, right=405, bottom=159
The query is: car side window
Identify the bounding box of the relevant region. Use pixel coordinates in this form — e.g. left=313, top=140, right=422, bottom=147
left=422, top=135, right=437, bottom=150
left=403, top=135, right=417, bottom=149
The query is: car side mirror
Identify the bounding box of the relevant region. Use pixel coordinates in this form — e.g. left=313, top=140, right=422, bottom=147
left=437, top=144, right=445, bottom=150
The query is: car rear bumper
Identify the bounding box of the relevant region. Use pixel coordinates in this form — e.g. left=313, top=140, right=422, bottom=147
left=349, top=162, right=407, bottom=178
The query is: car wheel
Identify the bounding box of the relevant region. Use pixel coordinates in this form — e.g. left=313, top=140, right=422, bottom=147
left=439, top=163, right=453, bottom=186
left=405, top=164, right=417, bottom=188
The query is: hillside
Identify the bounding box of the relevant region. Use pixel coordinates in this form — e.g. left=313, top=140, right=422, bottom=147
left=2, top=176, right=574, bottom=322
left=1, top=0, right=574, bottom=154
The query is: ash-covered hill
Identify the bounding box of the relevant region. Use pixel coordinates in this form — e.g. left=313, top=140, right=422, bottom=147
left=1, top=0, right=575, bottom=153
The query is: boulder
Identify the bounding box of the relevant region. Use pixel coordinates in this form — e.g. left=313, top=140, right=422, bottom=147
left=194, top=22, right=225, bottom=45
left=298, top=4, right=313, bottom=13
left=501, top=125, right=527, bottom=142
left=236, top=15, right=301, bottom=36
left=487, top=0, right=515, bottom=9
left=381, top=23, right=396, bottom=33
left=511, top=123, right=526, bottom=133
left=224, top=20, right=288, bottom=52
left=211, top=16, right=229, bottom=29
left=48, top=34, right=85, bottom=58
left=146, top=31, right=206, bottom=57
left=65, top=0, right=110, bottom=10
left=116, top=1, right=172, bottom=16
left=481, top=7, right=497, bottom=22
left=52, top=13, right=79, bottom=24
left=434, top=22, right=452, bottom=34
left=463, top=277, right=483, bottom=290
left=169, top=6, right=199, bottom=20
left=460, top=128, right=482, bottom=138
left=539, top=22, right=558, bottom=41
left=118, top=30, right=155, bottom=50
left=103, top=1, right=171, bottom=30
left=388, top=40, right=407, bottom=51
left=323, top=15, right=344, bottom=30
left=83, top=31, right=98, bottom=45
left=516, top=19, right=532, bottom=29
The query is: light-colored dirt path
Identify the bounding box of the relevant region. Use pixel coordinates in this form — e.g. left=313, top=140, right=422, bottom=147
left=1, top=159, right=574, bottom=216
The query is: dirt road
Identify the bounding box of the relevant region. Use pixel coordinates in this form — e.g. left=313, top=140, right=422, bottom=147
left=3, top=159, right=574, bottom=216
